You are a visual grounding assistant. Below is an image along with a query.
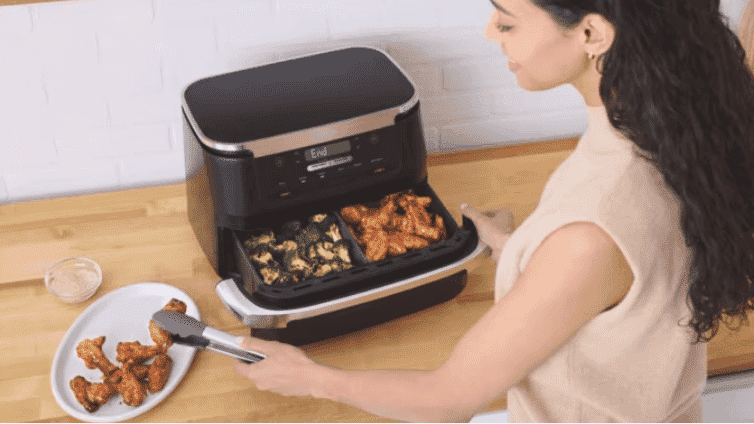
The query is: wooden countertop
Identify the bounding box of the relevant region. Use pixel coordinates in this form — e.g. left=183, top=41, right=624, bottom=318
left=1, top=139, right=752, bottom=422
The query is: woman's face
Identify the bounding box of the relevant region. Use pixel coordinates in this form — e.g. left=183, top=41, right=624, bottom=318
left=484, top=0, right=590, bottom=92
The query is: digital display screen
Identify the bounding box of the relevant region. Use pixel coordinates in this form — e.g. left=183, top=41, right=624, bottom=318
left=304, top=140, right=351, bottom=162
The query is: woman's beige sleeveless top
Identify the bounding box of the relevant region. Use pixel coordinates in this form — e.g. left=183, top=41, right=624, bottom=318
left=494, top=106, right=707, bottom=422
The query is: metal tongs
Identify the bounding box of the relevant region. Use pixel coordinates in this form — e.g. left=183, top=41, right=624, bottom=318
left=152, top=310, right=265, bottom=364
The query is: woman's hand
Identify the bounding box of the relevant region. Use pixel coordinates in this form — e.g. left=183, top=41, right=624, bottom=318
left=233, top=337, right=331, bottom=398
left=461, top=203, right=514, bottom=263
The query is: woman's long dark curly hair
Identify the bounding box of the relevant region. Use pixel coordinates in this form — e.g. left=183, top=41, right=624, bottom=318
left=532, top=0, right=754, bottom=342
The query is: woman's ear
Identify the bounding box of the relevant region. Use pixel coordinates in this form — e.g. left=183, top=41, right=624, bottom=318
left=579, top=13, right=615, bottom=57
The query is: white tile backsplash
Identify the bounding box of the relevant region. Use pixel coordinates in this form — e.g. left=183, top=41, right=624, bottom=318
left=117, top=151, right=185, bottom=186
left=440, top=109, right=588, bottom=151
left=422, top=92, right=494, bottom=123
left=0, top=4, right=32, bottom=37
left=0, top=0, right=748, bottom=203
left=0, top=176, right=8, bottom=203
left=4, top=160, right=119, bottom=201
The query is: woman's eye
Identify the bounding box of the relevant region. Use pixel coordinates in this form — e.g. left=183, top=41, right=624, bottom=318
left=496, top=24, right=513, bottom=33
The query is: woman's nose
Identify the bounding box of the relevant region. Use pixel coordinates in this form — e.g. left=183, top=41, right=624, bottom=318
left=483, top=11, right=504, bottom=44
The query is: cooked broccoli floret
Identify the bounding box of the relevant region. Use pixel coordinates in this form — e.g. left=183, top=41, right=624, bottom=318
left=282, top=249, right=313, bottom=275
left=279, top=220, right=303, bottom=241
left=332, top=240, right=352, bottom=264
left=245, top=229, right=275, bottom=251
left=296, top=223, right=323, bottom=249
left=277, top=270, right=296, bottom=285
left=271, top=240, right=298, bottom=256
left=325, top=222, right=343, bottom=242
left=310, top=240, right=336, bottom=262
left=309, top=214, right=328, bottom=224
left=248, top=246, right=275, bottom=267
left=313, top=263, right=333, bottom=277
left=330, top=259, right=352, bottom=272
left=258, top=263, right=281, bottom=285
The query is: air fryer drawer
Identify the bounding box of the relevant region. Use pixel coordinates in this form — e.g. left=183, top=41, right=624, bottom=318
left=230, top=182, right=478, bottom=309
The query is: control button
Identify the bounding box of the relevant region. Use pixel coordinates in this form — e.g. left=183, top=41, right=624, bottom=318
left=331, top=166, right=349, bottom=182
left=276, top=181, right=293, bottom=198
left=274, top=156, right=285, bottom=167
left=369, top=133, right=380, bottom=145
left=370, top=157, right=384, bottom=164
left=351, top=162, right=363, bottom=169
left=372, top=167, right=386, bottom=174
left=296, top=175, right=315, bottom=192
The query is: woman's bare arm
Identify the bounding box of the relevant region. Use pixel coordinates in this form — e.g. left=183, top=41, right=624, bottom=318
left=236, top=222, right=633, bottom=422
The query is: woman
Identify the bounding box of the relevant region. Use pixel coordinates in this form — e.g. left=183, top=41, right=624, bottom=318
left=234, top=0, right=754, bottom=421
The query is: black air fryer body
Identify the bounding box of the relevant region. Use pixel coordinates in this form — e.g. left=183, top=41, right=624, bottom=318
left=183, top=47, right=485, bottom=345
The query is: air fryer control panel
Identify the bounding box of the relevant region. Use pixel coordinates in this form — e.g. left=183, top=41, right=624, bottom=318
left=258, top=125, right=403, bottom=201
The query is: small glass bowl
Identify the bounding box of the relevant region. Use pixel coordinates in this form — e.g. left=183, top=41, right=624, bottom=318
left=45, top=256, right=103, bottom=303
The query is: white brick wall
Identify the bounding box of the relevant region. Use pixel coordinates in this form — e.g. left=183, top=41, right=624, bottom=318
left=0, top=0, right=748, bottom=204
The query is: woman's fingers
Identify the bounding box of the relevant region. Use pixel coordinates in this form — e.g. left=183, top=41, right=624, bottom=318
left=238, top=335, right=277, bottom=354
left=489, top=208, right=514, bottom=234
left=461, top=204, right=507, bottom=237
left=461, top=203, right=513, bottom=263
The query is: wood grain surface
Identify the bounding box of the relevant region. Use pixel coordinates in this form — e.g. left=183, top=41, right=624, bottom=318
left=0, top=139, right=750, bottom=422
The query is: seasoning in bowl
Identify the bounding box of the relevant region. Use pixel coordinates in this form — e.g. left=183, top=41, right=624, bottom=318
left=45, top=256, right=103, bottom=303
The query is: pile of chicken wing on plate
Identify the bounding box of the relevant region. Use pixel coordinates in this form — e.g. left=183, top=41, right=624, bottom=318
left=69, top=298, right=185, bottom=412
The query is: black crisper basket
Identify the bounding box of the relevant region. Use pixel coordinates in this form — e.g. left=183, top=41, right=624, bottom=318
left=231, top=182, right=477, bottom=309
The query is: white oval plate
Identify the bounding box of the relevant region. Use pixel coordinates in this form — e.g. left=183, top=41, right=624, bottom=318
left=50, top=282, right=200, bottom=422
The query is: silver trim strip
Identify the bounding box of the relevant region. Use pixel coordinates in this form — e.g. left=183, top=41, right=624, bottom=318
left=704, top=369, right=754, bottom=395
left=181, top=45, right=419, bottom=158
left=306, top=155, right=353, bottom=172
left=215, top=239, right=490, bottom=329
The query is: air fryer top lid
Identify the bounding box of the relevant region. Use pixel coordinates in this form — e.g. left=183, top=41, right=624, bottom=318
left=182, top=46, right=417, bottom=155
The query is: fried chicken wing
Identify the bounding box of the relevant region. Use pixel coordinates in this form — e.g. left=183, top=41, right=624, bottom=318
left=148, top=320, right=172, bottom=351
left=362, top=230, right=389, bottom=261
left=147, top=353, right=172, bottom=393
left=399, top=233, right=430, bottom=250
left=116, top=360, right=148, bottom=407
left=149, top=298, right=188, bottom=350
left=387, top=234, right=408, bottom=256
left=107, top=363, right=149, bottom=386
left=163, top=298, right=187, bottom=313
left=76, top=336, right=119, bottom=380
left=116, top=341, right=162, bottom=364
left=70, top=376, right=99, bottom=413
left=86, top=381, right=118, bottom=405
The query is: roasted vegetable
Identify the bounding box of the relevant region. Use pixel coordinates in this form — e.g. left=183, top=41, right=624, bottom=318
left=248, top=246, right=274, bottom=267
left=244, top=229, right=275, bottom=251
left=258, top=263, right=282, bottom=285
left=245, top=213, right=354, bottom=286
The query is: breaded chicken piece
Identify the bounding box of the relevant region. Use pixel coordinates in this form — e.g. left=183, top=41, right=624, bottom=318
left=116, top=360, right=147, bottom=407
left=149, top=298, right=188, bottom=350
left=70, top=376, right=99, bottom=413
left=163, top=298, right=187, bottom=313
left=116, top=341, right=162, bottom=364
left=106, top=363, right=149, bottom=386
left=76, top=336, right=119, bottom=381
left=147, top=353, right=172, bottom=393
left=86, top=381, right=118, bottom=405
